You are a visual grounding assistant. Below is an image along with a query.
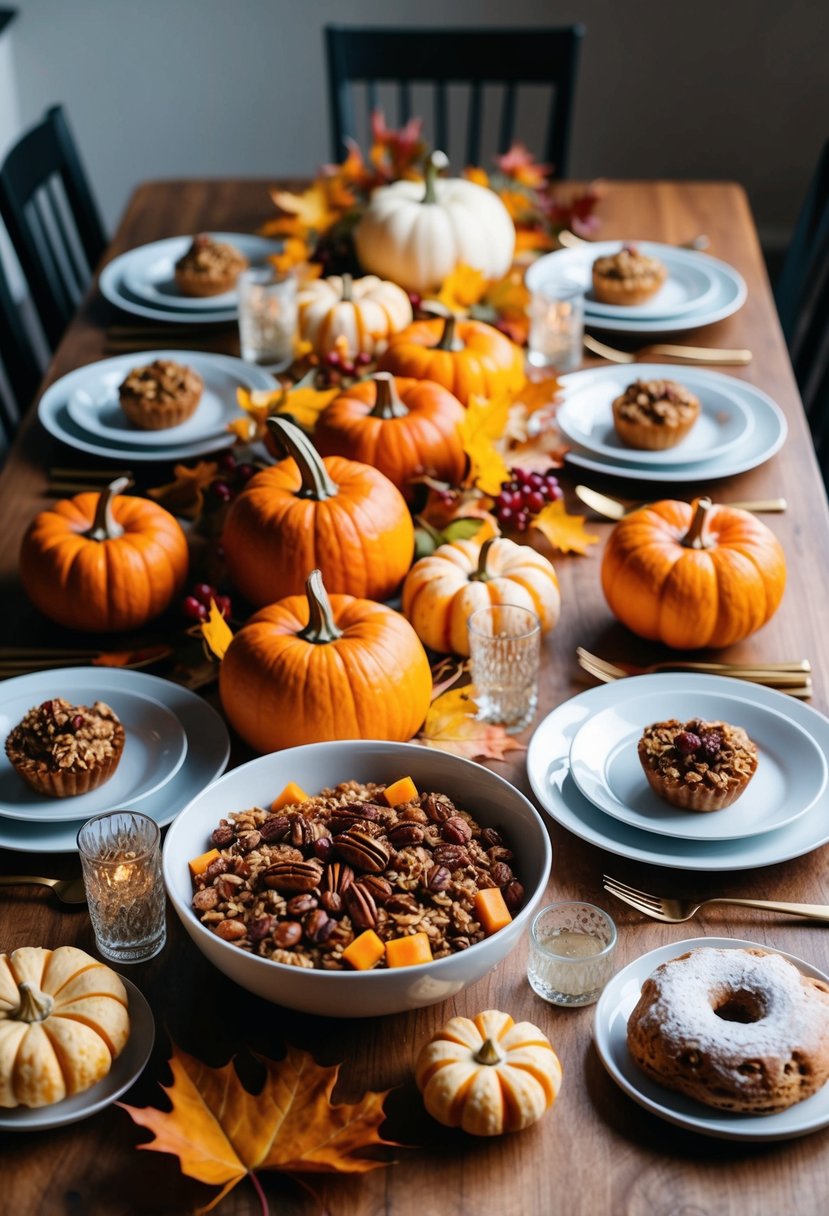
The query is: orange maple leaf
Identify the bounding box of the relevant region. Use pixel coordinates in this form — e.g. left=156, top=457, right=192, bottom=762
left=433, top=263, right=487, bottom=314
left=200, top=600, right=234, bottom=661
left=417, top=686, right=526, bottom=762
left=270, top=181, right=340, bottom=236
left=495, top=143, right=552, bottom=189
left=146, top=461, right=219, bottom=519
left=531, top=499, right=599, bottom=556
left=120, top=1043, right=399, bottom=1213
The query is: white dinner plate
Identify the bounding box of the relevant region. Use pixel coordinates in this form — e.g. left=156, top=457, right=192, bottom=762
left=0, top=669, right=230, bottom=853
left=38, top=352, right=276, bottom=461
left=555, top=366, right=754, bottom=466
left=525, top=242, right=747, bottom=334
left=99, top=232, right=282, bottom=323
left=593, top=937, right=829, bottom=1142
left=0, top=976, right=154, bottom=1132
left=526, top=674, right=829, bottom=871
left=568, top=688, right=827, bottom=841
left=66, top=352, right=253, bottom=447
left=0, top=682, right=187, bottom=823
left=548, top=365, right=787, bottom=483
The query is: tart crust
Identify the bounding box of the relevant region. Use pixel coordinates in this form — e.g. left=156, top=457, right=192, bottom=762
left=118, top=358, right=203, bottom=430
left=612, top=378, right=701, bottom=450
left=592, top=244, right=667, bottom=306
left=638, top=718, right=758, bottom=812
left=174, top=233, right=248, bottom=297
left=5, top=698, right=125, bottom=798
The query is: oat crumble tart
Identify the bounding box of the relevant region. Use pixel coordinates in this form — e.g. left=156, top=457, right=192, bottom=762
left=5, top=698, right=125, bottom=798
left=190, top=781, right=525, bottom=969
left=612, top=378, right=701, bottom=451
left=638, top=718, right=758, bottom=812
left=118, top=358, right=204, bottom=431
left=592, top=243, right=667, bottom=306
left=174, top=233, right=248, bottom=297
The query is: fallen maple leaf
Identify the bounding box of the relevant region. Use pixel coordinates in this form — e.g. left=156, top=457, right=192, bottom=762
left=200, top=600, right=234, bottom=662
left=270, top=181, right=340, bottom=236
left=531, top=499, right=599, bottom=556
left=417, top=685, right=525, bottom=762
left=120, top=1043, right=399, bottom=1214
left=147, top=461, right=219, bottom=519
left=458, top=395, right=512, bottom=496
left=433, top=263, right=487, bottom=314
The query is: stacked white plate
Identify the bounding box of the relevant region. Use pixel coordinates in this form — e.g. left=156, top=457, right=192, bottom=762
left=525, top=240, right=747, bottom=334
left=546, top=363, right=787, bottom=482
left=99, top=232, right=282, bottom=324
left=0, top=669, right=230, bottom=853
left=38, top=350, right=277, bottom=461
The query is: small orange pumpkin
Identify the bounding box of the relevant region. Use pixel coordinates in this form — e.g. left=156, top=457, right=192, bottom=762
left=601, top=496, right=787, bottom=649
left=222, top=417, right=414, bottom=606
left=403, top=536, right=561, bottom=655
left=219, top=569, right=432, bottom=753
left=19, top=477, right=188, bottom=632
left=378, top=313, right=525, bottom=405
left=313, top=372, right=466, bottom=502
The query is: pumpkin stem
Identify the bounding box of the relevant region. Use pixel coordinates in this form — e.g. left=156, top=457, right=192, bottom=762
left=470, top=537, right=497, bottom=582
left=266, top=417, right=339, bottom=501
left=341, top=273, right=353, bottom=303
left=474, top=1038, right=503, bottom=1067
left=370, top=372, right=409, bottom=420
left=422, top=150, right=449, bottom=205
left=435, top=312, right=463, bottom=352
left=682, top=497, right=714, bottom=550
left=16, top=981, right=54, bottom=1024
left=297, top=569, right=343, bottom=644
left=85, top=476, right=132, bottom=542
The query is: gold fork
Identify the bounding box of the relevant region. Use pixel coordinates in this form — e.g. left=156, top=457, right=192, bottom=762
left=558, top=230, right=711, bottom=252
left=584, top=333, right=752, bottom=366
left=0, top=875, right=87, bottom=907
left=576, top=647, right=813, bottom=698
left=602, top=875, right=829, bottom=924
left=575, top=485, right=787, bottom=521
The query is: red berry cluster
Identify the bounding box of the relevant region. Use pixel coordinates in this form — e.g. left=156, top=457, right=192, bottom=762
left=182, top=582, right=232, bottom=623
left=493, top=468, right=562, bottom=532
left=206, top=451, right=258, bottom=508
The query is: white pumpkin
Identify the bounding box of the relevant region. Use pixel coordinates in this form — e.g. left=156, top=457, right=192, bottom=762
left=297, top=273, right=412, bottom=358
left=354, top=152, right=516, bottom=294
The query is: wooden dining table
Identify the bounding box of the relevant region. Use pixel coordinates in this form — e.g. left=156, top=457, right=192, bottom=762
left=1, top=179, right=829, bottom=1216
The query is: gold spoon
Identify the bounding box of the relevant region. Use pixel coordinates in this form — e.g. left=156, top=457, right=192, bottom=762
left=583, top=334, right=752, bottom=366
left=575, top=485, right=787, bottom=520
left=0, top=875, right=87, bottom=906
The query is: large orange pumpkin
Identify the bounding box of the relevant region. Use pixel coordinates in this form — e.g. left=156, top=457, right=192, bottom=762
left=222, top=417, right=414, bottom=606
left=19, top=477, right=188, bottom=632
left=219, top=569, right=432, bottom=752
left=601, top=497, right=787, bottom=649
left=378, top=313, right=525, bottom=405
left=403, top=536, right=561, bottom=655
left=313, top=372, right=466, bottom=502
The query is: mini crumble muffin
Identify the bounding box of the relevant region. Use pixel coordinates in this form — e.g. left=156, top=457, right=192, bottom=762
left=638, top=718, right=758, bottom=812
left=174, top=233, right=248, bottom=297
left=5, top=698, right=125, bottom=798
left=592, top=243, right=667, bottom=306
left=612, top=378, right=701, bottom=450
left=118, top=358, right=203, bottom=431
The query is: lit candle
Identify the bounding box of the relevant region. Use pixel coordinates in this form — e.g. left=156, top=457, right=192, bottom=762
left=77, top=811, right=166, bottom=964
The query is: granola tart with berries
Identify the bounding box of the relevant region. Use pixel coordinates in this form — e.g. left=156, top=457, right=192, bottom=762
left=174, top=233, right=248, bottom=297
left=612, top=378, right=701, bottom=450
left=592, top=243, right=668, bottom=306
left=189, top=780, right=524, bottom=970
left=5, top=698, right=125, bottom=798
left=638, top=718, right=758, bottom=812
left=118, top=358, right=204, bottom=431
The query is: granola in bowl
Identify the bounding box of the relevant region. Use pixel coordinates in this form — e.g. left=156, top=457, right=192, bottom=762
left=5, top=698, right=125, bottom=798
left=638, top=718, right=758, bottom=812
left=189, top=779, right=525, bottom=970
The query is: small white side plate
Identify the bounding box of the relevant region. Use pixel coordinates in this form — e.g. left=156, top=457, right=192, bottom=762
left=593, top=937, right=829, bottom=1142
left=0, top=976, right=154, bottom=1131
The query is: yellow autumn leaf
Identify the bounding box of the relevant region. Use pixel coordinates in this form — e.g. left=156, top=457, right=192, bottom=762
left=200, top=600, right=234, bottom=661
left=463, top=166, right=490, bottom=188
left=484, top=271, right=530, bottom=322
left=417, top=685, right=525, bottom=762
left=270, top=181, right=339, bottom=236
left=283, top=382, right=339, bottom=432
left=434, top=263, right=487, bottom=314
left=464, top=394, right=511, bottom=441
left=146, top=462, right=219, bottom=519
left=458, top=395, right=511, bottom=495
left=531, top=499, right=599, bottom=556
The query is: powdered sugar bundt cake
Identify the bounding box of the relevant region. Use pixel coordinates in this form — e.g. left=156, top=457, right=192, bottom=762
left=627, top=947, right=829, bottom=1114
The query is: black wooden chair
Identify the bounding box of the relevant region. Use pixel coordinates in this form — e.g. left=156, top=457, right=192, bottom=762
left=0, top=105, right=106, bottom=349
left=0, top=254, right=41, bottom=459
left=325, top=25, right=585, bottom=176
left=775, top=140, right=829, bottom=482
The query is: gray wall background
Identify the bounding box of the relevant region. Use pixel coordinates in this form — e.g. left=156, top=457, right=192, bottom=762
left=2, top=0, right=828, bottom=255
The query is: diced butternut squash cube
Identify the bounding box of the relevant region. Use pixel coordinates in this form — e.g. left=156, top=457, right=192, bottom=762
left=383, top=776, right=418, bottom=806
left=473, top=887, right=513, bottom=936
left=188, top=848, right=220, bottom=878
left=385, top=931, right=433, bottom=968
left=342, top=929, right=385, bottom=971
left=270, top=781, right=310, bottom=812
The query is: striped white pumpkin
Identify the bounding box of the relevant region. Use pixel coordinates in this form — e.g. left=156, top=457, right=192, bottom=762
left=297, top=273, right=412, bottom=358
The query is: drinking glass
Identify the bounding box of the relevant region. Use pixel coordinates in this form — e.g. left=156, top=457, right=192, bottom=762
left=77, top=811, right=166, bottom=963
left=237, top=267, right=297, bottom=369
left=467, top=604, right=541, bottom=733
left=527, top=280, right=584, bottom=372
left=527, top=902, right=617, bottom=1006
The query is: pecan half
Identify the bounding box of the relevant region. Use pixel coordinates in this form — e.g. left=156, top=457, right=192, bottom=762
left=274, top=920, right=302, bottom=948
left=328, top=803, right=381, bottom=833
left=432, top=844, right=469, bottom=869
left=210, top=824, right=235, bottom=848
left=386, top=893, right=419, bottom=916
left=290, top=815, right=315, bottom=847
left=286, top=893, right=318, bottom=916
left=263, top=860, right=322, bottom=893
left=237, top=830, right=261, bottom=853
left=344, top=883, right=378, bottom=931
left=503, top=880, right=525, bottom=911
left=442, top=817, right=472, bottom=845
left=305, top=909, right=336, bottom=944
left=324, top=861, right=355, bottom=896
left=490, top=861, right=513, bottom=887
left=333, top=829, right=390, bottom=873
left=320, top=890, right=343, bottom=916
left=422, top=794, right=453, bottom=823
left=358, top=875, right=393, bottom=905
left=426, top=864, right=452, bottom=892
left=248, top=915, right=276, bottom=943
left=388, top=822, right=425, bottom=847
left=258, top=814, right=291, bottom=843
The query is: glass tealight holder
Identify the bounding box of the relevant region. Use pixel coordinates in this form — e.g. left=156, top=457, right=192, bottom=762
left=467, top=603, right=541, bottom=733
left=527, top=280, right=584, bottom=373
left=237, top=267, right=297, bottom=370
left=527, top=901, right=617, bottom=1007
left=77, top=810, right=166, bottom=964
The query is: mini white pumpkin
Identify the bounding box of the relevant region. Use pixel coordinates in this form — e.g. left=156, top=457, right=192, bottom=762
left=354, top=152, right=516, bottom=295
left=297, top=273, right=412, bottom=358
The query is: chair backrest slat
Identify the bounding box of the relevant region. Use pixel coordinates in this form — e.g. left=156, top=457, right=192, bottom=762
left=466, top=82, right=483, bottom=167
left=499, top=84, right=517, bottom=155
left=434, top=82, right=449, bottom=154
left=0, top=256, right=41, bottom=451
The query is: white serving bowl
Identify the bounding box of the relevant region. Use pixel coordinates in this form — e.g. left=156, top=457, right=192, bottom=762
left=164, top=740, right=552, bottom=1017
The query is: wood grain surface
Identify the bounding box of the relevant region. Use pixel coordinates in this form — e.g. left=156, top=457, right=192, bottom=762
left=1, top=181, right=828, bottom=1216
